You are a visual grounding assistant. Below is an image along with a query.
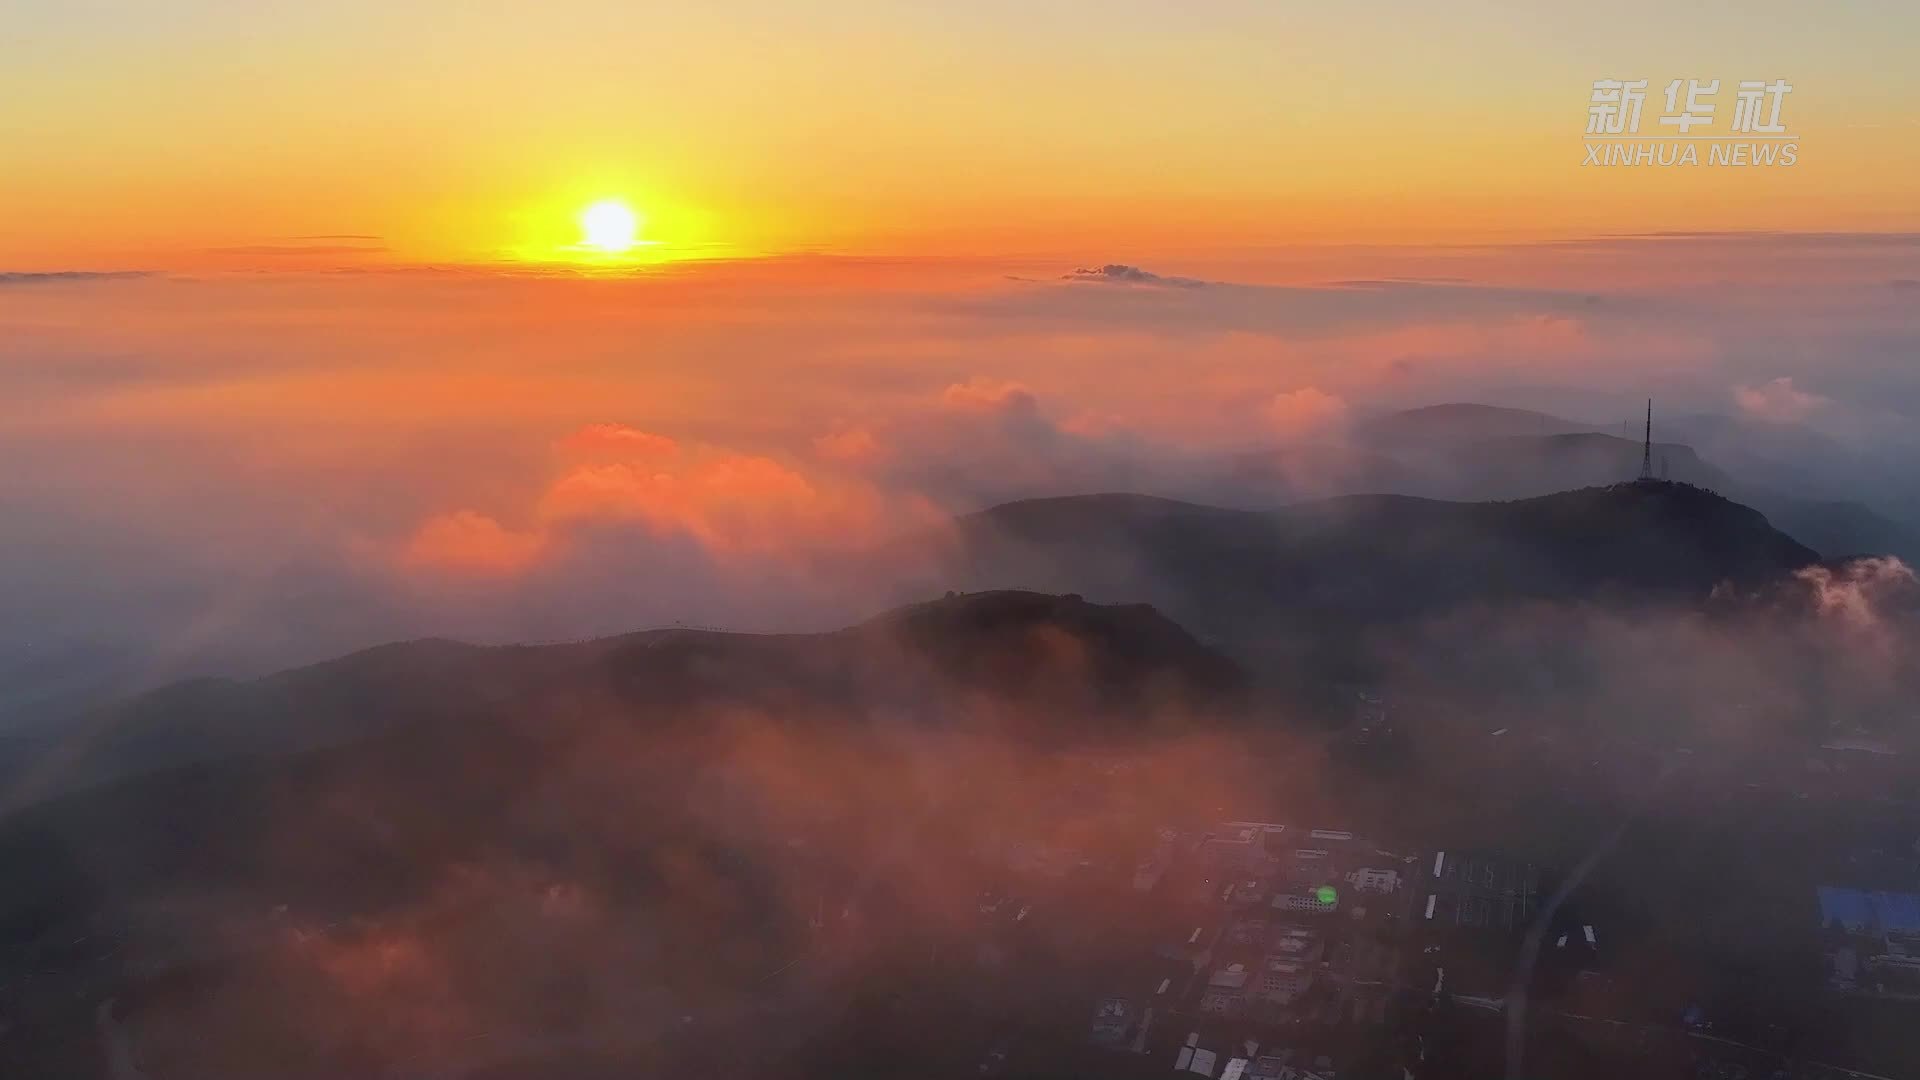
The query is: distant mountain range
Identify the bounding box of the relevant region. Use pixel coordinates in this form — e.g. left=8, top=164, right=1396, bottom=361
left=1353, top=402, right=1596, bottom=447
left=5, top=400, right=1909, bottom=742
left=0, top=477, right=1882, bottom=1076
left=1226, top=402, right=1920, bottom=563
left=0, top=590, right=1251, bottom=1070
left=1, top=591, right=1242, bottom=812
left=4, top=401, right=1913, bottom=1077
left=11, top=480, right=1832, bottom=804
left=0, top=472, right=1862, bottom=817
left=892, top=482, right=1820, bottom=650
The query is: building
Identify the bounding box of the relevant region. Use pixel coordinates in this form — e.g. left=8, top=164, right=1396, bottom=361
left=1347, top=867, right=1400, bottom=894
left=1226, top=915, right=1270, bottom=947
left=1201, top=962, right=1252, bottom=1014
left=1200, top=987, right=1246, bottom=1015
left=1273, top=888, right=1339, bottom=914
left=1259, top=956, right=1315, bottom=1003
left=1819, top=886, right=1920, bottom=938
left=1230, top=877, right=1272, bottom=906
left=1175, top=1031, right=1199, bottom=1071
left=1247, top=1050, right=1336, bottom=1080
left=1423, top=849, right=1540, bottom=932
left=1267, top=838, right=1358, bottom=914
left=1247, top=1053, right=1294, bottom=1079
left=1089, top=996, right=1135, bottom=1047
left=1202, top=822, right=1288, bottom=870
left=1267, top=925, right=1324, bottom=964
left=1818, top=886, right=1920, bottom=994
left=1208, top=962, right=1253, bottom=991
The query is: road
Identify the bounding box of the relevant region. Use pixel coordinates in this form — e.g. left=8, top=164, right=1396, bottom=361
left=1503, top=755, right=1683, bottom=1080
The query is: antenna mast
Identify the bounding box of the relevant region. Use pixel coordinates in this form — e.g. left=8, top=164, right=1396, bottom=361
left=1638, top=398, right=1654, bottom=481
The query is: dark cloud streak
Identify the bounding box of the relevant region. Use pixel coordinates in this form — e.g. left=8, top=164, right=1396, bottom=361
left=0, top=271, right=156, bottom=285
left=1064, top=263, right=1209, bottom=288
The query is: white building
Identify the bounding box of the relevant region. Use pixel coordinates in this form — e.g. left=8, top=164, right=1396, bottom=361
left=1348, top=867, right=1401, bottom=894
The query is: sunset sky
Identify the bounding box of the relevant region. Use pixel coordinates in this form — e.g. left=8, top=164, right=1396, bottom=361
left=8, top=13, right=1920, bottom=1079
left=5, top=0, right=1918, bottom=266
left=3, top=2, right=1918, bottom=702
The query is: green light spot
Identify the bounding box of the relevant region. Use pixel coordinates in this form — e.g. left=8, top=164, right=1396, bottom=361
left=1315, top=885, right=1338, bottom=906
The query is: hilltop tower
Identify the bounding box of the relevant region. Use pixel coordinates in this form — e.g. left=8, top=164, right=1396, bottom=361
left=1638, top=398, right=1654, bottom=481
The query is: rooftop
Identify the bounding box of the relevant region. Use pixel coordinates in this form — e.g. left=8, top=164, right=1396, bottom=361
left=1819, top=887, right=1920, bottom=935
left=1209, top=963, right=1252, bottom=989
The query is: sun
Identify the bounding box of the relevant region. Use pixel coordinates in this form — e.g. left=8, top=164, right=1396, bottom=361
left=579, top=199, right=640, bottom=253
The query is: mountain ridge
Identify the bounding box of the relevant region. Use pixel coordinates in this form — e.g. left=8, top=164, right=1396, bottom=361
left=3, top=590, right=1243, bottom=810
left=877, top=482, right=1828, bottom=679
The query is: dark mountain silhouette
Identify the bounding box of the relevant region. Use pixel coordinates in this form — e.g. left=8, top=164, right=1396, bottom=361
left=4, top=591, right=1242, bottom=810
left=1335, top=404, right=1919, bottom=563
left=12, top=478, right=1843, bottom=811
left=1422, top=434, right=1918, bottom=563
left=0, top=591, right=1248, bottom=1077
left=1754, top=496, right=1920, bottom=563
left=0, top=508, right=1886, bottom=1078
left=896, top=483, right=1821, bottom=646
left=1440, top=432, right=1730, bottom=498
left=0, top=590, right=1249, bottom=1079
left=1355, top=403, right=1847, bottom=480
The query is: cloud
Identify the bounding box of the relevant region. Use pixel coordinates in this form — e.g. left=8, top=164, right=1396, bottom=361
left=1785, top=556, right=1920, bottom=682
left=939, top=378, right=1040, bottom=416
left=203, top=235, right=390, bottom=257
left=970, top=269, right=1637, bottom=348
left=0, top=270, right=155, bottom=285
left=556, top=423, right=680, bottom=459
left=11, top=237, right=1920, bottom=688
left=398, top=381, right=1178, bottom=584
left=1734, top=377, right=1830, bottom=423
left=402, top=424, right=913, bottom=578
left=1263, top=386, right=1350, bottom=440
left=1058, top=410, right=1128, bottom=438
left=1583, top=230, right=1920, bottom=248
left=1064, top=264, right=1207, bottom=288
left=402, top=511, right=546, bottom=575
left=860, top=379, right=1188, bottom=509
left=1323, top=278, right=1479, bottom=289
left=813, top=426, right=886, bottom=466
left=1792, top=556, right=1917, bottom=635
left=206, top=245, right=389, bottom=256
left=537, top=452, right=853, bottom=552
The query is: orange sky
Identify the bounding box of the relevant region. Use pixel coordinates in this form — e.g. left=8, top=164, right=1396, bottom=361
left=4, top=1, right=1917, bottom=269
left=4, top=1, right=1919, bottom=684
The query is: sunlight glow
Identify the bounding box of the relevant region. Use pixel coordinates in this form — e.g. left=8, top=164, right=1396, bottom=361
left=580, top=200, right=640, bottom=253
